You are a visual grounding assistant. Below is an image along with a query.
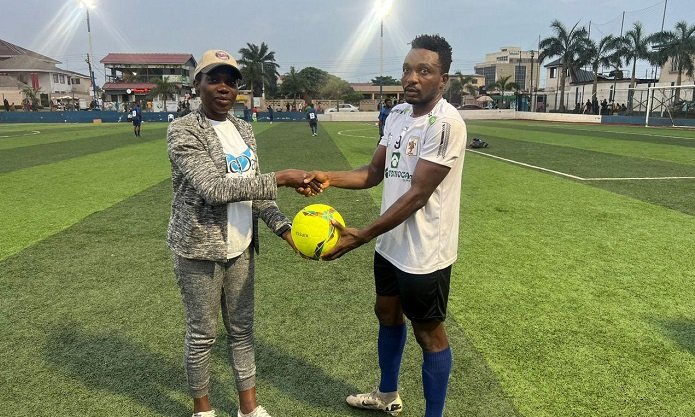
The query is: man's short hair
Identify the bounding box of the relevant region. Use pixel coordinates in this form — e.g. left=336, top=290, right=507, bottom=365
left=410, top=34, right=452, bottom=74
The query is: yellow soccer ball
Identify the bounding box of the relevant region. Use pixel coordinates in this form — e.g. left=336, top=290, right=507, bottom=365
left=292, top=204, right=345, bottom=260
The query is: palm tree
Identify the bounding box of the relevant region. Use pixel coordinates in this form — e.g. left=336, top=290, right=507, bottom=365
left=648, top=21, right=695, bottom=102
left=620, top=22, right=652, bottom=112
left=238, top=42, right=280, bottom=97
left=21, top=86, right=41, bottom=110
left=149, top=78, right=177, bottom=112
left=279, top=66, right=307, bottom=106
left=539, top=20, right=589, bottom=111
left=581, top=35, right=620, bottom=104
left=488, top=75, right=518, bottom=108
left=455, top=71, right=478, bottom=97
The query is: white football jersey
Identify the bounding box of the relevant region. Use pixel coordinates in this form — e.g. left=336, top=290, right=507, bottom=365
left=376, top=98, right=466, bottom=274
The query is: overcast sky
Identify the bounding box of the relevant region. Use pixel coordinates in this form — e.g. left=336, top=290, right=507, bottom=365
left=4, top=0, right=695, bottom=87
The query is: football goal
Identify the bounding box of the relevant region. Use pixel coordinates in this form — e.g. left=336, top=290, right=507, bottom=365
left=645, top=85, right=695, bottom=128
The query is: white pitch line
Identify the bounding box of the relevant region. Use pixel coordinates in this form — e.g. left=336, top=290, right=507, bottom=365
left=338, top=127, right=378, bottom=140
left=467, top=150, right=587, bottom=180
left=505, top=122, right=695, bottom=140
left=0, top=130, right=41, bottom=138
left=583, top=176, right=695, bottom=181
left=468, top=150, right=695, bottom=181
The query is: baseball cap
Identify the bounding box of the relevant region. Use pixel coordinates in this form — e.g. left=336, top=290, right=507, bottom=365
left=194, top=49, right=242, bottom=80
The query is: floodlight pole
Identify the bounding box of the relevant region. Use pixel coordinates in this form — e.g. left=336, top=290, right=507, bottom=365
left=84, top=7, right=99, bottom=109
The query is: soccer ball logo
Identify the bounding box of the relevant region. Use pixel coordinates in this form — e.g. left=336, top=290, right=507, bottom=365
left=292, top=204, right=345, bottom=260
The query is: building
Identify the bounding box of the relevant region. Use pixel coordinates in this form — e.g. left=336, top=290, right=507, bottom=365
left=100, top=53, right=196, bottom=112
left=0, top=39, right=91, bottom=110
left=474, top=47, right=541, bottom=92
left=543, top=59, right=657, bottom=112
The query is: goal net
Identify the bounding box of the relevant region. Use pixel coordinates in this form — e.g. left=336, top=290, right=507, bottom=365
left=645, top=85, right=695, bottom=128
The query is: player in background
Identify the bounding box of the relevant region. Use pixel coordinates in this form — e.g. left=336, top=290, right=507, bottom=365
left=306, top=103, right=319, bottom=136
left=132, top=102, right=142, bottom=137
left=302, top=34, right=466, bottom=417
left=378, top=98, right=393, bottom=144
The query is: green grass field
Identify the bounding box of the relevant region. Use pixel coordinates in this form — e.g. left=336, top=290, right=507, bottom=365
left=1, top=119, right=694, bottom=417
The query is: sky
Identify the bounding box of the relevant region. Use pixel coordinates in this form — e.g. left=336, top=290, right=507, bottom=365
left=4, top=0, right=695, bottom=88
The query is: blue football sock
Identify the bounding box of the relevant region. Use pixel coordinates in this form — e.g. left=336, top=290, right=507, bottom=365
left=422, top=347, right=452, bottom=417
left=378, top=323, right=407, bottom=393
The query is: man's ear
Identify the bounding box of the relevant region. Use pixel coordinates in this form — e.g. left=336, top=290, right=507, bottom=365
left=441, top=73, right=449, bottom=91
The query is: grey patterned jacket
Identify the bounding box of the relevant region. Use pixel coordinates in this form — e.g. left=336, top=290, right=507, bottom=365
left=167, top=109, right=291, bottom=261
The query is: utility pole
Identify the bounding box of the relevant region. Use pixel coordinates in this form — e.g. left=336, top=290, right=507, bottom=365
left=655, top=0, right=668, bottom=81
left=611, top=11, right=625, bottom=105
left=85, top=7, right=98, bottom=109
left=530, top=50, right=535, bottom=112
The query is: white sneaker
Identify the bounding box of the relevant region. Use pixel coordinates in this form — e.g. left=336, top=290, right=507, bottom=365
left=193, top=410, right=216, bottom=417
left=237, top=405, right=272, bottom=417
left=346, top=388, right=403, bottom=416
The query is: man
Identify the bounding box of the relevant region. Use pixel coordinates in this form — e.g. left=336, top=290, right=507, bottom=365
left=378, top=98, right=393, bottom=143
left=132, top=102, right=143, bottom=136
left=306, top=103, right=319, bottom=136
left=305, top=34, right=466, bottom=417
left=267, top=105, right=274, bottom=124
left=167, top=49, right=319, bottom=417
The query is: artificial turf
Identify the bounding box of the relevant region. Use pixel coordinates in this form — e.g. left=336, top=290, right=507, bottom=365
left=0, top=120, right=693, bottom=416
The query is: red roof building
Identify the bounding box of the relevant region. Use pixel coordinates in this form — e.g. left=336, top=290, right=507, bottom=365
left=99, top=53, right=196, bottom=110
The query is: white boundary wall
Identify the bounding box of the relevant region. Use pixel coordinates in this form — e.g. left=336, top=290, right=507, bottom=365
left=319, top=109, right=602, bottom=124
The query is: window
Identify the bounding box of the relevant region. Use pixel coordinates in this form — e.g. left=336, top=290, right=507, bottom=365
left=515, top=66, right=527, bottom=90
left=671, top=58, right=679, bottom=72
left=482, top=66, right=496, bottom=88
left=550, top=68, right=557, bottom=79
left=72, top=78, right=80, bottom=85
left=53, top=74, right=59, bottom=83
left=59, top=75, right=65, bottom=83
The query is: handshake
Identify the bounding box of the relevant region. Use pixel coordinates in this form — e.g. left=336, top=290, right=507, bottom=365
left=276, top=169, right=329, bottom=197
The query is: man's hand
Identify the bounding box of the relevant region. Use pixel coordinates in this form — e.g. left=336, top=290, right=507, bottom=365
left=296, top=171, right=330, bottom=197
left=321, top=220, right=369, bottom=261
left=277, top=170, right=324, bottom=196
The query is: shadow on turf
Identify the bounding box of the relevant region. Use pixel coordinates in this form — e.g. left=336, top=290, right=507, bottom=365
left=661, top=319, right=695, bottom=356
left=45, top=323, right=193, bottom=415
left=44, top=323, right=367, bottom=416
left=254, top=339, right=363, bottom=414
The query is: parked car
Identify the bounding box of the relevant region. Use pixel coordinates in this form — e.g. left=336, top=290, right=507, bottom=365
left=325, top=103, right=359, bottom=112
left=459, top=104, right=484, bottom=110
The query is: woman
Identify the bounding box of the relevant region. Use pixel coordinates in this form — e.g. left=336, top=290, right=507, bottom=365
left=167, top=49, right=317, bottom=417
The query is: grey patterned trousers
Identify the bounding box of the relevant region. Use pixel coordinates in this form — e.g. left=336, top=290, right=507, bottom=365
left=173, top=247, right=256, bottom=397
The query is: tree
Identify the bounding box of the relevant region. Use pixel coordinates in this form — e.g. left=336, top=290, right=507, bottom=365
left=580, top=35, right=620, bottom=104
left=320, top=75, right=353, bottom=100
left=370, top=75, right=400, bottom=86
left=279, top=66, right=307, bottom=106
left=539, top=20, right=589, bottom=111
left=446, top=77, right=462, bottom=104
left=649, top=21, right=695, bottom=102
left=454, top=71, right=478, bottom=96
left=238, top=42, right=280, bottom=97
left=620, top=22, right=652, bottom=112
left=21, top=86, right=41, bottom=110
left=148, top=77, right=177, bottom=112
left=489, top=75, right=518, bottom=96
left=297, top=67, right=329, bottom=99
